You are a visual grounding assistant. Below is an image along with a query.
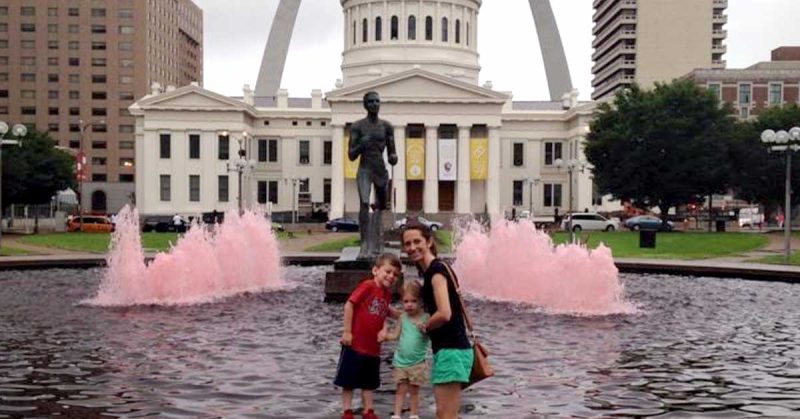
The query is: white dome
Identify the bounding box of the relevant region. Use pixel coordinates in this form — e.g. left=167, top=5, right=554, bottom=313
left=340, top=0, right=481, bottom=87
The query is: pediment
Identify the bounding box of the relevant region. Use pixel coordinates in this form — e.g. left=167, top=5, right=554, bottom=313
left=134, top=85, right=252, bottom=112
left=327, top=69, right=508, bottom=104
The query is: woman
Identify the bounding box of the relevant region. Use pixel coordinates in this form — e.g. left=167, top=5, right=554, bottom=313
left=401, top=224, right=473, bottom=419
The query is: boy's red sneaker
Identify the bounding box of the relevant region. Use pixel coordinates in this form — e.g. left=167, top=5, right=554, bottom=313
left=342, top=409, right=355, bottom=419
left=362, top=409, right=379, bottom=419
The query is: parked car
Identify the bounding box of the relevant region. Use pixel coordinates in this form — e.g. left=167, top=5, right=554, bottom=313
left=738, top=207, right=764, bottom=228
left=394, top=216, right=444, bottom=231
left=141, top=215, right=181, bottom=233
left=67, top=215, right=114, bottom=233
left=561, top=213, right=619, bottom=232
left=325, top=217, right=359, bottom=232
left=624, top=215, right=674, bottom=231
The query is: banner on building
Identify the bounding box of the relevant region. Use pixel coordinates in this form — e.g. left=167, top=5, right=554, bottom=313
left=344, top=132, right=359, bottom=179
left=406, top=138, right=425, bottom=180
left=470, top=138, right=488, bottom=180
left=438, top=139, right=457, bottom=181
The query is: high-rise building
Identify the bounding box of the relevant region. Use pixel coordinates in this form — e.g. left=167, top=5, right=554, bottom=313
left=591, top=0, right=727, bottom=101
left=0, top=0, right=202, bottom=213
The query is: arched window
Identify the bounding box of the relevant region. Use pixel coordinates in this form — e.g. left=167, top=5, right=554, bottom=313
left=362, top=18, right=368, bottom=43
left=375, top=16, right=382, bottom=41
left=353, top=21, right=357, bottom=45
left=408, top=15, right=416, bottom=40
left=441, top=17, right=448, bottom=42
left=391, top=15, right=398, bottom=40
left=455, top=19, right=461, bottom=44
left=466, top=22, right=470, bottom=46
left=425, top=16, right=433, bottom=41
left=91, top=190, right=107, bottom=212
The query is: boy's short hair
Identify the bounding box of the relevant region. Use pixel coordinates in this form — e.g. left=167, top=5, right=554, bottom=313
left=374, top=253, right=402, bottom=271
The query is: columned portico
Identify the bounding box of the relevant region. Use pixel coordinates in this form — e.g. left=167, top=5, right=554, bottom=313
left=424, top=125, right=439, bottom=214
left=330, top=124, right=345, bottom=219
left=456, top=125, right=471, bottom=214
left=487, top=125, right=501, bottom=216
left=393, top=126, right=407, bottom=213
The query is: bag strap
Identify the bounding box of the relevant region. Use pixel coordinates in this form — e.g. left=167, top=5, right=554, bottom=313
left=440, top=260, right=476, bottom=339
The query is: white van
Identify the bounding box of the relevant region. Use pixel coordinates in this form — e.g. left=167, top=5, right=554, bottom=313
left=738, top=207, right=764, bottom=228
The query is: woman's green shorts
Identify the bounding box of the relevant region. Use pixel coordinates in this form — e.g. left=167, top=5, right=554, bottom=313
left=431, top=348, right=474, bottom=385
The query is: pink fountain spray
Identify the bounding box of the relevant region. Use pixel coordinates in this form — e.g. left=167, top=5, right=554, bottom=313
left=452, top=218, right=636, bottom=315
left=89, top=206, right=283, bottom=306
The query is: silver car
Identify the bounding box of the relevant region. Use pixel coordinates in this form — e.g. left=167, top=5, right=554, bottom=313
left=394, top=216, right=444, bottom=231
left=561, top=213, right=620, bottom=232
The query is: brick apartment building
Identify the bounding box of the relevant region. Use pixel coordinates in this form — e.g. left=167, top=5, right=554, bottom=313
left=684, top=46, right=800, bottom=120
left=0, top=0, right=202, bottom=212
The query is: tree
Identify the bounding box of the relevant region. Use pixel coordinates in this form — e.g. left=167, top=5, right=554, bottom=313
left=729, top=104, right=800, bottom=217
left=2, top=129, right=76, bottom=232
left=584, top=80, right=735, bottom=226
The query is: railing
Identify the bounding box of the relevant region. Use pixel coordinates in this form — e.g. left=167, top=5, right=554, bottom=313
left=593, top=43, right=636, bottom=72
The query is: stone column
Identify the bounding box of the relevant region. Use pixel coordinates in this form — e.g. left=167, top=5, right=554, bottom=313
left=424, top=125, right=439, bottom=214
left=486, top=125, right=501, bottom=217
left=456, top=125, right=471, bottom=214
left=393, top=125, right=407, bottom=214
left=330, top=124, right=345, bottom=219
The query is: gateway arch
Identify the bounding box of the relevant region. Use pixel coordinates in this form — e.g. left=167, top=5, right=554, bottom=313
left=254, top=0, right=573, bottom=101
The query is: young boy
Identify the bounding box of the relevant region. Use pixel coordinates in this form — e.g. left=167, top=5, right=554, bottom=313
left=335, top=253, right=402, bottom=419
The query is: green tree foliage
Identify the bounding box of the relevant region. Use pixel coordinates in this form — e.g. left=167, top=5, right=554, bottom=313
left=585, top=80, right=735, bottom=222
left=729, top=104, right=800, bottom=213
left=2, top=129, right=76, bottom=210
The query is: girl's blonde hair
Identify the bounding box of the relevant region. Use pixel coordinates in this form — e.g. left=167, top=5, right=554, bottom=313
left=402, top=279, right=422, bottom=298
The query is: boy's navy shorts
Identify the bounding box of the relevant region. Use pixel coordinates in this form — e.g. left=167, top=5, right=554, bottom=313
left=333, top=345, right=380, bottom=390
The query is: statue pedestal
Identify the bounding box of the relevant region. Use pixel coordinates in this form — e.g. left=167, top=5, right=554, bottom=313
left=324, top=247, right=404, bottom=302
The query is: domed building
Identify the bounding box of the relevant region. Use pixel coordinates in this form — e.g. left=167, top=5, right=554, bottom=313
left=131, top=0, right=606, bottom=222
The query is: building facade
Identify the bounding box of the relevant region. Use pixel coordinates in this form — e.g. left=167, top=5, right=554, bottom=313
left=0, top=0, right=202, bottom=213
left=131, top=0, right=606, bottom=223
left=592, top=0, right=728, bottom=101
left=684, top=47, right=800, bottom=120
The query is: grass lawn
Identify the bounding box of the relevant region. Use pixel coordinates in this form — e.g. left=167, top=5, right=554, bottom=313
left=19, top=232, right=180, bottom=253
left=753, top=252, right=800, bottom=266
left=0, top=246, right=32, bottom=256
left=426, top=230, right=766, bottom=260
left=549, top=231, right=768, bottom=259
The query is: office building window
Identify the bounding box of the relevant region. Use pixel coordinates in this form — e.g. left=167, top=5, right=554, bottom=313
left=92, top=74, right=107, bottom=83
left=160, top=175, right=171, bottom=201
left=48, top=40, right=58, bottom=49
left=269, top=139, right=278, bottom=162
left=119, top=174, right=134, bottom=183
left=91, top=157, right=107, bottom=166
left=21, top=73, right=35, bottom=82
left=48, top=90, right=58, bottom=99
left=91, top=140, right=107, bottom=149
left=218, top=175, right=229, bottom=202
left=513, top=180, right=524, bottom=206
left=513, top=143, right=524, bottom=167
left=119, top=92, right=134, bottom=100
left=258, top=139, right=268, bottom=162
left=324, top=178, right=332, bottom=204
left=258, top=181, right=267, bottom=204
left=323, top=140, right=332, bottom=165
left=189, top=175, right=200, bottom=202
left=119, top=141, right=134, bottom=150
left=769, top=83, right=783, bottom=106
left=544, top=142, right=562, bottom=165
left=118, top=25, right=134, bottom=34
left=69, top=57, right=80, bottom=66
left=91, top=8, right=106, bottom=17
left=707, top=83, right=721, bottom=101
left=69, top=107, right=79, bottom=115
left=218, top=135, right=229, bottom=160
left=92, top=174, right=107, bottom=182
left=119, top=125, right=134, bottom=133
left=269, top=181, right=278, bottom=204
left=68, top=41, right=79, bottom=50
left=91, top=42, right=106, bottom=50
left=47, top=57, right=58, bottom=65
left=299, top=140, right=310, bottom=165
left=21, top=57, right=35, bottom=66
left=21, top=90, right=35, bottom=99
left=738, top=83, right=751, bottom=105
left=160, top=134, right=171, bottom=158
left=69, top=91, right=79, bottom=99
left=20, top=40, right=34, bottom=49
left=118, top=9, right=133, bottom=18
left=119, top=158, right=134, bottom=167
left=48, top=123, right=59, bottom=132
left=92, top=108, right=106, bottom=116
left=92, top=91, right=107, bottom=100
left=48, top=74, right=59, bottom=82
left=92, top=58, right=106, bottom=67
left=68, top=8, right=79, bottom=16
left=91, top=25, right=106, bottom=34
left=48, top=107, right=59, bottom=115
left=544, top=184, right=562, bottom=207
left=21, top=107, right=36, bottom=115
left=21, top=23, right=36, bottom=32
left=189, top=134, right=200, bottom=159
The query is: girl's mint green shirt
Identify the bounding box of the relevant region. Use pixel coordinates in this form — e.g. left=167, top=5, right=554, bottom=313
left=393, top=313, right=431, bottom=367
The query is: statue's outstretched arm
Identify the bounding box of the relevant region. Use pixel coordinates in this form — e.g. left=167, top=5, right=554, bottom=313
left=386, top=122, right=398, bottom=166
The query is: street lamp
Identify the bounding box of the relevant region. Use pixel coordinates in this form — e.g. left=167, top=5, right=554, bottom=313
left=761, top=126, right=800, bottom=263
left=77, top=119, right=105, bottom=231
left=555, top=158, right=587, bottom=243
left=226, top=131, right=255, bottom=215
left=0, top=122, right=27, bottom=250
left=283, top=177, right=308, bottom=224
left=524, top=175, right=541, bottom=215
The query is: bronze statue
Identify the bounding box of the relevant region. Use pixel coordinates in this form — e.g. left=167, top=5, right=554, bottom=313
left=349, top=91, right=397, bottom=258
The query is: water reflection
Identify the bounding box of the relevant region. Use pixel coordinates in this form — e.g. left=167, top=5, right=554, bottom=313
left=1, top=268, right=800, bottom=417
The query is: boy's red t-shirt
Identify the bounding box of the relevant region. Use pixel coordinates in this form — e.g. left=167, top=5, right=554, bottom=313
left=348, top=278, right=391, bottom=357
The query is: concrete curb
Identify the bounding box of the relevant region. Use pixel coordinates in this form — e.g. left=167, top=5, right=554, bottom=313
left=2, top=253, right=800, bottom=283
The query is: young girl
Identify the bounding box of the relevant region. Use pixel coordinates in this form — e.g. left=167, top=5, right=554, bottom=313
left=385, top=280, right=430, bottom=419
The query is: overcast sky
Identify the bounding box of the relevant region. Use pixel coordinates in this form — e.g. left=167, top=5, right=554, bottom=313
left=193, top=0, right=800, bottom=100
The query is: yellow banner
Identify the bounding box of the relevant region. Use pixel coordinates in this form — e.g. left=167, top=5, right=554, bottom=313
left=406, top=138, right=425, bottom=180
left=344, top=132, right=359, bottom=179
left=470, top=138, right=488, bottom=180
